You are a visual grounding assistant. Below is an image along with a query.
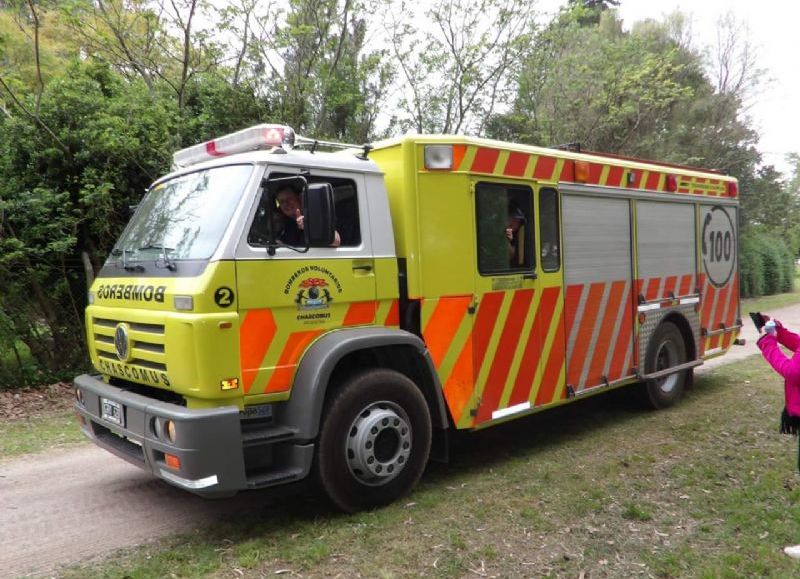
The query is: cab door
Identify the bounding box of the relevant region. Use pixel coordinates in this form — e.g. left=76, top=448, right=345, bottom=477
left=472, top=182, right=565, bottom=425
left=234, top=166, right=378, bottom=401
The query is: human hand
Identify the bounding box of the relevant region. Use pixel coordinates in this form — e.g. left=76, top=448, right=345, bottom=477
left=505, top=227, right=513, bottom=241
left=764, top=320, right=777, bottom=335
left=295, top=208, right=304, bottom=230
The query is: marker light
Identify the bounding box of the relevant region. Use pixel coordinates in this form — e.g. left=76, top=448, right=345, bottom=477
left=221, top=378, right=240, bottom=391
left=174, top=295, right=194, bottom=311
left=173, top=124, right=296, bottom=167
left=666, top=174, right=678, bottom=192
left=424, top=145, right=454, bottom=170
left=574, top=161, right=589, bottom=183
left=87, top=291, right=95, bottom=305
left=727, top=181, right=738, bottom=197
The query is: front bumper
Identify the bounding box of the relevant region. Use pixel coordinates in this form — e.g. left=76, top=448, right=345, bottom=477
left=73, top=374, right=311, bottom=496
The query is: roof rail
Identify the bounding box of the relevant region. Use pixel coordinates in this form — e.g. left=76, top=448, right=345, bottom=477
left=295, top=135, right=372, bottom=159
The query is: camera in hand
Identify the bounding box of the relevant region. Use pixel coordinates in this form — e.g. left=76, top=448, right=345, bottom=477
left=750, top=311, right=766, bottom=331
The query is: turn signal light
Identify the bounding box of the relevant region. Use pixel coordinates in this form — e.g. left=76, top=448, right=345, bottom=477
left=221, top=378, right=240, bottom=391
left=165, top=453, right=181, bottom=470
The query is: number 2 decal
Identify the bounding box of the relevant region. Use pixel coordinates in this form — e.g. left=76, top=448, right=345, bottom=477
left=214, top=286, right=235, bottom=308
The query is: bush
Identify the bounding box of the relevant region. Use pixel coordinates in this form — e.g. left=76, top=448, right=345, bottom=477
left=739, top=230, right=795, bottom=298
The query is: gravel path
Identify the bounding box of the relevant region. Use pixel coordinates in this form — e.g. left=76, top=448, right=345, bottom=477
left=1, top=302, right=797, bottom=578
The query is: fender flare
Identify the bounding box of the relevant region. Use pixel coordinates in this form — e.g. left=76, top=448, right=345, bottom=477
left=273, top=327, right=449, bottom=441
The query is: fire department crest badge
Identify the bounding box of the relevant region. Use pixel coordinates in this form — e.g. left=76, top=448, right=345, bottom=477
left=295, top=277, right=333, bottom=310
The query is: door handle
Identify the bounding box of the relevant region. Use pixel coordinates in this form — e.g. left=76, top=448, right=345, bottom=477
left=353, top=264, right=373, bottom=272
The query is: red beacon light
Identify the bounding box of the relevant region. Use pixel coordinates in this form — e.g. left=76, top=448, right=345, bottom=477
left=172, top=124, right=296, bottom=168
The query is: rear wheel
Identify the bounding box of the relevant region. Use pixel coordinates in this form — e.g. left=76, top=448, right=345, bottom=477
left=642, top=321, right=688, bottom=409
left=315, top=368, right=432, bottom=512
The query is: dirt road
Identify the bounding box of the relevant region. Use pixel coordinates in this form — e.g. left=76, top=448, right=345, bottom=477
left=2, top=302, right=798, bottom=578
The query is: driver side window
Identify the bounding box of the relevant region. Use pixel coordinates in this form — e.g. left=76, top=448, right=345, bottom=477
left=247, top=174, right=362, bottom=248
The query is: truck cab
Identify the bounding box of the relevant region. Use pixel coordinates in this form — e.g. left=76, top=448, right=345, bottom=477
left=75, top=125, right=446, bottom=510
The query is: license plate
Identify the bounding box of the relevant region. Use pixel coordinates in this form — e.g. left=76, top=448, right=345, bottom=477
left=101, top=398, right=125, bottom=427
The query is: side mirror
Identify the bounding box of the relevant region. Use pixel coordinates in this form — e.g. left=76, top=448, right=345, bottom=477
left=303, top=183, right=336, bottom=246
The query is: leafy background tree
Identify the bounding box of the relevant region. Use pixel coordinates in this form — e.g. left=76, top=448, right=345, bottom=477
left=0, top=0, right=796, bottom=387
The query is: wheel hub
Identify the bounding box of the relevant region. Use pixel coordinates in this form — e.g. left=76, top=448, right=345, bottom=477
left=655, top=339, right=679, bottom=393
left=346, top=401, right=412, bottom=486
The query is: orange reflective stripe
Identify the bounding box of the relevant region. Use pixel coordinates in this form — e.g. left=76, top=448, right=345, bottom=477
left=452, top=144, right=467, bottom=170
left=423, top=296, right=472, bottom=369
left=443, top=334, right=474, bottom=426
left=265, top=330, right=323, bottom=393
left=343, top=301, right=377, bottom=326
left=384, top=299, right=400, bottom=326
left=239, top=309, right=276, bottom=395
left=477, top=289, right=534, bottom=423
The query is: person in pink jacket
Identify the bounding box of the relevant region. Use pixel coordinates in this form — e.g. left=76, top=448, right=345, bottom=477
left=757, top=316, right=800, bottom=448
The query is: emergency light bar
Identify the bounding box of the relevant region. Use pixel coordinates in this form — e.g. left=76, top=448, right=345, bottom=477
left=172, top=124, right=296, bottom=168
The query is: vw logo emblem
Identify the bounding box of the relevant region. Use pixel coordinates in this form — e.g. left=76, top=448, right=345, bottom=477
left=114, top=323, right=131, bottom=362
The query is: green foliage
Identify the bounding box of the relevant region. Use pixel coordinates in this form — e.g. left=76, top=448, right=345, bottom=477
left=739, top=231, right=795, bottom=298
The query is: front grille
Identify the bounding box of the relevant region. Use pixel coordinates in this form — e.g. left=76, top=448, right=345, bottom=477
left=92, top=316, right=167, bottom=372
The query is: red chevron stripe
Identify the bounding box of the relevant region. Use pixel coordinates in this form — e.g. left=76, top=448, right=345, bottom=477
left=508, top=286, right=560, bottom=407
left=471, top=148, right=500, bottom=173
left=608, top=285, right=634, bottom=381
left=473, top=292, right=505, bottom=377
left=535, top=308, right=566, bottom=406
left=586, top=280, right=626, bottom=387
left=567, top=282, right=605, bottom=387
left=476, top=289, right=535, bottom=423
left=533, top=155, right=558, bottom=180
left=504, top=152, right=530, bottom=177
left=678, top=274, right=693, bottom=296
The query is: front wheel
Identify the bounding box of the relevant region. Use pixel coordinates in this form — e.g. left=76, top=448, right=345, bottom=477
left=315, top=368, right=432, bottom=512
left=642, top=321, right=688, bottom=409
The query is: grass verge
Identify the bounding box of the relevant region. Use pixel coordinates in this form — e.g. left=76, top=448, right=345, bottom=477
left=60, top=356, right=800, bottom=578
left=0, top=410, right=85, bottom=458
left=742, top=268, right=800, bottom=313
left=0, top=382, right=86, bottom=459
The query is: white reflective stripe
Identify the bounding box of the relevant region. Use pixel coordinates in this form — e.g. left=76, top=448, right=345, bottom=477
left=704, top=347, right=723, bottom=357
left=159, top=470, right=219, bottom=490
left=492, top=401, right=531, bottom=420
left=638, top=303, right=661, bottom=312
left=679, top=297, right=700, bottom=305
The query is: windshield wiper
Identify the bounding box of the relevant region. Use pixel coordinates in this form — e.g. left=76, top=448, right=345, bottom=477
left=140, top=244, right=177, bottom=271
left=111, top=248, right=144, bottom=272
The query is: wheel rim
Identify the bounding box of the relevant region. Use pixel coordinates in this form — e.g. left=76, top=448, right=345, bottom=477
left=654, top=338, right=680, bottom=393
left=346, top=401, right=412, bottom=486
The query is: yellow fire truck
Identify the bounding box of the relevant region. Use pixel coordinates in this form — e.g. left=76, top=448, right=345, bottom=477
left=74, top=124, right=740, bottom=511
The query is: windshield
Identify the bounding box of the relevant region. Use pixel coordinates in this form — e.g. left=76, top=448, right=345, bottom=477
left=113, top=165, right=253, bottom=261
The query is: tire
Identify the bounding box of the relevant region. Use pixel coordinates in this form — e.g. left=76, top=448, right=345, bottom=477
left=315, top=368, right=432, bottom=512
left=641, top=321, right=688, bottom=409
